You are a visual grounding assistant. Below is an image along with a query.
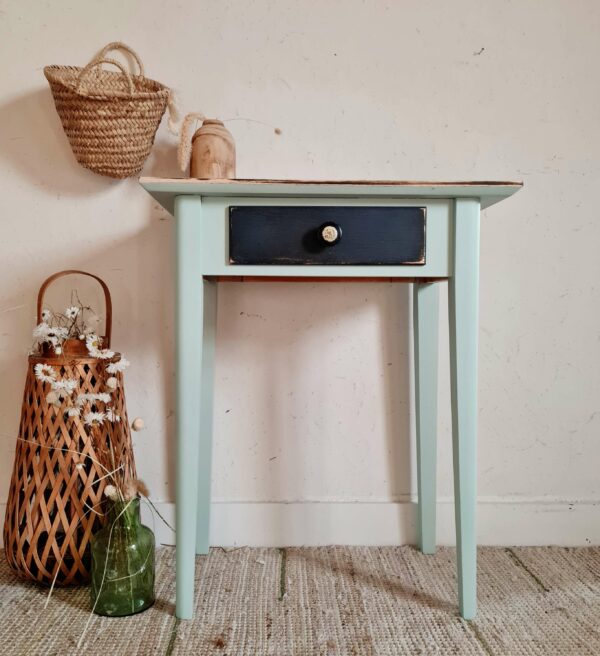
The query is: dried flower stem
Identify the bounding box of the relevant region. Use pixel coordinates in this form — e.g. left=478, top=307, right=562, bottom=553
left=14, top=437, right=112, bottom=476
left=141, top=496, right=175, bottom=533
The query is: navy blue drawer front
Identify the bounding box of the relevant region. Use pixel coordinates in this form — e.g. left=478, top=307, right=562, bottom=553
left=228, top=206, right=426, bottom=265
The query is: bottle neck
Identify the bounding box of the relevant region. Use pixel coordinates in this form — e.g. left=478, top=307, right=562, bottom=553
left=106, top=497, right=141, bottom=527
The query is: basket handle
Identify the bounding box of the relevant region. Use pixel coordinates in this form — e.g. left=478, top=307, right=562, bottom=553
left=75, top=58, right=135, bottom=95
left=95, top=41, right=145, bottom=78
left=177, top=112, right=208, bottom=171
left=37, top=270, right=113, bottom=348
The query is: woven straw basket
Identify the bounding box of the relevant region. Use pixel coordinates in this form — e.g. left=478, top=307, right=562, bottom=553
left=3, top=271, right=136, bottom=585
left=44, top=42, right=172, bottom=179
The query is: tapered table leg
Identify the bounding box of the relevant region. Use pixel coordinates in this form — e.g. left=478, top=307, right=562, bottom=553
left=448, top=198, right=480, bottom=620
left=413, top=281, right=439, bottom=555
left=196, top=278, right=217, bottom=554
left=174, top=195, right=204, bottom=619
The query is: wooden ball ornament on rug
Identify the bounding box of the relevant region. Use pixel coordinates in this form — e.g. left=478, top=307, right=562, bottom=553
left=132, top=417, right=145, bottom=431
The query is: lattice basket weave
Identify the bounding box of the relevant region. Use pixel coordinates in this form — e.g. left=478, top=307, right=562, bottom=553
left=3, top=271, right=136, bottom=585
left=44, top=42, right=173, bottom=179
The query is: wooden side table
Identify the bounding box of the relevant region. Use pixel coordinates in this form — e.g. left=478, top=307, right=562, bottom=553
left=140, top=178, right=522, bottom=620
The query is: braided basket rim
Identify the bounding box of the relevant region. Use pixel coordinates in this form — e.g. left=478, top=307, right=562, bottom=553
left=43, top=65, right=171, bottom=101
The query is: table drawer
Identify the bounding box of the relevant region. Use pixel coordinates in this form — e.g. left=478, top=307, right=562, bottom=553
left=229, top=206, right=426, bottom=266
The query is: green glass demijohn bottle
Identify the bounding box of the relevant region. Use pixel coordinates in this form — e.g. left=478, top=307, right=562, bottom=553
left=90, top=497, right=155, bottom=616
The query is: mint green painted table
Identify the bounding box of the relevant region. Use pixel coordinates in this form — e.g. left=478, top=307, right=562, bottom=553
left=140, top=178, right=522, bottom=620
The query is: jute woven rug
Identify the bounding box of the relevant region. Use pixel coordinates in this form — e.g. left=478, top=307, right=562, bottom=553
left=1, top=546, right=599, bottom=655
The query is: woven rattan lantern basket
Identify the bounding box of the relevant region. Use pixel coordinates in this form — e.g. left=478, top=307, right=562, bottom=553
left=3, top=271, right=136, bottom=586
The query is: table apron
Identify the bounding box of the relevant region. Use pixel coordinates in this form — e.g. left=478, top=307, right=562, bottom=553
left=180, top=196, right=453, bottom=278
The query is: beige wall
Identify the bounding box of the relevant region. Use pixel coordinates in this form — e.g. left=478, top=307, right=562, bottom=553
left=1, top=1, right=599, bottom=545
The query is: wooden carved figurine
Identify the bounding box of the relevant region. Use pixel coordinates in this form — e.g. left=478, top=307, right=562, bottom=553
left=178, top=113, right=236, bottom=179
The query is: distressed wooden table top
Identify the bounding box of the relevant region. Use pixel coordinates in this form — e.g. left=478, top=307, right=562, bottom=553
left=140, top=178, right=523, bottom=213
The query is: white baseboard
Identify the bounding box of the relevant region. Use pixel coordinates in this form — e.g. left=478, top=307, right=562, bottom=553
left=1, top=499, right=598, bottom=548
left=144, top=498, right=600, bottom=547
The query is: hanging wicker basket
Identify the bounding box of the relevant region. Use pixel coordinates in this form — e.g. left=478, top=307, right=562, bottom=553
left=3, top=271, right=136, bottom=586
left=44, top=42, right=173, bottom=179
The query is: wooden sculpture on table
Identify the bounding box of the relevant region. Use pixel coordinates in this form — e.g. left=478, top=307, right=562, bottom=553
left=178, top=113, right=236, bottom=179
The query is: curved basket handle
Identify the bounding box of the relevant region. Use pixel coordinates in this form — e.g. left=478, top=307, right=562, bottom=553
left=95, top=41, right=145, bottom=78
left=178, top=112, right=206, bottom=172
left=75, top=58, right=135, bottom=95
left=37, top=270, right=113, bottom=348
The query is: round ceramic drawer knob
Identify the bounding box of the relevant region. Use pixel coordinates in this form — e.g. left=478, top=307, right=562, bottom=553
left=320, top=223, right=342, bottom=245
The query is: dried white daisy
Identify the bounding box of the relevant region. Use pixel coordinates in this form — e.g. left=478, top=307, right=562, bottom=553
left=34, top=363, right=56, bottom=384
left=85, top=334, right=100, bottom=354
left=33, top=322, right=51, bottom=341
left=77, top=392, right=111, bottom=407
left=85, top=334, right=115, bottom=359
left=106, top=358, right=130, bottom=374
left=65, top=306, right=79, bottom=319
left=85, top=333, right=102, bottom=348
left=67, top=407, right=81, bottom=418
left=106, top=409, right=121, bottom=423
left=84, top=411, right=106, bottom=426
left=41, top=309, right=51, bottom=321
left=46, top=390, right=60, bottom=406
left=48, top=326, right=68, bottom=340
left=52, top=379, right=77, bottom=395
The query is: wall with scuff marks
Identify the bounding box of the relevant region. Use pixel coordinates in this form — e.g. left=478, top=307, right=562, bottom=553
left=1, top=1, right=599, bottom=546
